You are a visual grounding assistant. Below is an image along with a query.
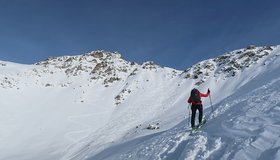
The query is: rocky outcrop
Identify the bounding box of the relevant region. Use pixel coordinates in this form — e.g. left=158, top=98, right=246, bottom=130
left=35, top=51, right=138, bottom=87
left=181, top=45, right=276, bottom=86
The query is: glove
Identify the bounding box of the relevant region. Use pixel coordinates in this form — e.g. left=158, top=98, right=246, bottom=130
left=207, top=88, right=210, bottom=94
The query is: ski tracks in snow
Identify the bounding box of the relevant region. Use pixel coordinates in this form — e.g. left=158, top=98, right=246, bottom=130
left=95, top=120, right=223, bottom=160
left=96, top=77, right=280, bottom=160
left=183, top=135, right=222, bottom=160
left=204, top=77, right=280, bottom=160
left=116, top=125, right=195, bottom=160
left=65, top=111, right=111, bottom=143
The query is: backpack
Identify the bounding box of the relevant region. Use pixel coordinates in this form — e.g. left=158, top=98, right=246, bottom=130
left=191, top=88, right=201, bottom=103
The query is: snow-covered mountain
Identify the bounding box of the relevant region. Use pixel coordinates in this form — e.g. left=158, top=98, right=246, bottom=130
left=0, top=45, right=279, bottom=160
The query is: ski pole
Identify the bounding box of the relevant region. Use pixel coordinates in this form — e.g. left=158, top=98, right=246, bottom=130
left=209, top=94, right=214, bottom=113
left=188, top=103, right=191, bottom=127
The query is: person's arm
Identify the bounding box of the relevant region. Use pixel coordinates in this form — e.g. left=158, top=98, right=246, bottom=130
left=188, top=96, right=192, bottom=103
left=200, top=89, right=210, bottom=97
left=200, top=93, right=209, bottom=97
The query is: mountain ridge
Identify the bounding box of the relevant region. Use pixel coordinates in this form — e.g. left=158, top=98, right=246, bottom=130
left=1, top=45, right=277, bottom=89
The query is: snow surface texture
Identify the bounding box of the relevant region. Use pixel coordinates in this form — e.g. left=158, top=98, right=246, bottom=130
left=0, top=46, right=279, bottom=160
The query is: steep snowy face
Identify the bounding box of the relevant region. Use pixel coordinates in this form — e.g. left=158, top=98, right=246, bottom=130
left=0, top=50, right=182, bottom=160
left=181, top=45, right=275, bottom=86
left=80, top=47, right=280, bottom=160
left=65, top=45, right=280, bottom=160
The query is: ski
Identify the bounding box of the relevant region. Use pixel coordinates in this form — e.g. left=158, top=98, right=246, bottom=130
left=190, top=119, right=206, bottom=135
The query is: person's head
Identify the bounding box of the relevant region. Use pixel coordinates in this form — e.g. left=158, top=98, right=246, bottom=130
left=192, top=88, right=198, bottom=92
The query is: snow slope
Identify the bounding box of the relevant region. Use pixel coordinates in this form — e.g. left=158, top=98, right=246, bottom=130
left=64, top=45, right=280, bottom=160
left=0, top=51, right=181, bottom=160
left=86, top=46, right=280, bottom=160
left=0, top=46, right=279, bottom=160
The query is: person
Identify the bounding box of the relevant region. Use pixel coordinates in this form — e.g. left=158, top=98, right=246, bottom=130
left=188, top=88, right=210, bottom=129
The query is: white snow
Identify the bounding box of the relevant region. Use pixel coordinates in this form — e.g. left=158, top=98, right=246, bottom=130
left=0, top=46, right=280, bottom=160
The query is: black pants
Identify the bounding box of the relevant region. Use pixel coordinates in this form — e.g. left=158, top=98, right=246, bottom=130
left=191, top=104, right=203, bottom=128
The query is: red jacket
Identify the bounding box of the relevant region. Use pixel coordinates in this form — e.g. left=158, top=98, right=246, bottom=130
left=188, top=92, right=209, bottom=105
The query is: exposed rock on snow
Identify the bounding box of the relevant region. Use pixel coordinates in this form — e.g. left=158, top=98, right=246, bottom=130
left=33, top=51, right=144, bottom=87
left=115, top=88, right=132, bottom=105
left=141, top=61, right=160, bottom=70
left=146, top=123, right=160, bottom=130
left=182, top=45, right=275, bottom=86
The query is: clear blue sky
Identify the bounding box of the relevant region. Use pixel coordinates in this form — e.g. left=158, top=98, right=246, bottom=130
left=1, top=0, right=280, bottom=70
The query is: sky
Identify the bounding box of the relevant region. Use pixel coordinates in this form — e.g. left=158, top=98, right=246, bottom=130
left=1, top=0, right=280, bottom=70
